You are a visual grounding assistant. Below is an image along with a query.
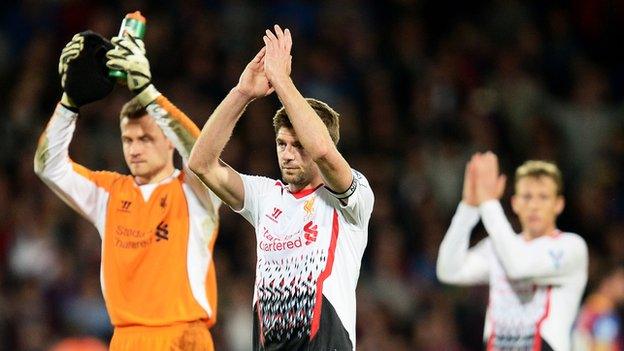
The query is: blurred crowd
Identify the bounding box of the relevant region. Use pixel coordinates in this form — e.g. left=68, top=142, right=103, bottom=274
left=1, top=0, right=624, bottom=350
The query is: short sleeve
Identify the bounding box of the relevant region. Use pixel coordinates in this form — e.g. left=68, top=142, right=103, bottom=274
left=234, top=174, right=278, bottom=228
left=326, top=169, right=374, bottom=226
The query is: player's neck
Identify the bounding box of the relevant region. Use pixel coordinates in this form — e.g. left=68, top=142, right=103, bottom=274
left=522, top=224, right=557, bottom=240
left=288, top=176, right=323, bottom=194
left=135, top=165, right=176, bottom=185
left=288, top=182, right=321, bottom=194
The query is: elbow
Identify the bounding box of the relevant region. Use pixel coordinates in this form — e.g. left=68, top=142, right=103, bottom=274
left=311, top=145, right=331, bottom=163
left=435, top=260, right=454, bottom=284
left=33, top=161, right=42, bottom=177
left=187, top=155, right=202, bottom=175
left=33, top=150, right=46, bottom=178
left=187, top=160, right=207, bottom=179
left=436, top=268, right=450, bottom=284
left=436, top=270, right=457, bottom=285
left=188, top=150, right=209, bottom=175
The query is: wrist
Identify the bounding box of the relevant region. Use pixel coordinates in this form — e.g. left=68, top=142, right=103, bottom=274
left=268, top=74, right=292, bottom=91
left=231, top=86, right=257, bottom=103
left=478, top=198, right=500, bottom=209
left=135, top=84, right=161, bottom=107
left=476, top=188, right=500, bottom=204
left=456, top=202, right=480, bottom=225
left=60, top=92, right=78, bottom=111
left=461, top=199, right=478, bottom=207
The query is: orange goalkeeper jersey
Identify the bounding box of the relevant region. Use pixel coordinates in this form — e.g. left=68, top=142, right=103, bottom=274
left=34, top=95, right=221, bottom=328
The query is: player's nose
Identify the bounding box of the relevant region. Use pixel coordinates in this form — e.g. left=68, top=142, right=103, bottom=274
left=281, top=145, right=296, bottom=160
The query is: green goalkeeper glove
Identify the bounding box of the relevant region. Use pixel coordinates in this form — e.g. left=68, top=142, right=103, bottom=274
left=106, top=34, right=159, bottom=105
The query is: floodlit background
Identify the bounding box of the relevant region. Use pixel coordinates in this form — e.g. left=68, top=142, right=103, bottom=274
left=1, top=0, right=623, bottom=350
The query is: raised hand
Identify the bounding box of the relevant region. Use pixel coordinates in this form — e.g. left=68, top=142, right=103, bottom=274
left=462, top=155, right=478, bottom=206
left=235, top=46, right=274, bottom=99
left=106, top=34, right=151, bottom=93
left=59, top=31, right=115, bottom=108
left=474, top=151, right=507, bottom=204
left=263, top=24, right=292, bottom=84
left=59, top=34, right=83, bottom=92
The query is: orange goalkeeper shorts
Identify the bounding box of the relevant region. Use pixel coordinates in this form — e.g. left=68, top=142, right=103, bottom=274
left=109, top=320, right=214, bottom=351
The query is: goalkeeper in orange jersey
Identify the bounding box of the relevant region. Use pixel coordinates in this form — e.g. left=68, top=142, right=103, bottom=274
left=35, top=30, right=221, bottom=350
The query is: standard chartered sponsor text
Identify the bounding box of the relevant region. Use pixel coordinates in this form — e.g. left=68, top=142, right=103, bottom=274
left=259, top=237, right=304, bottom=252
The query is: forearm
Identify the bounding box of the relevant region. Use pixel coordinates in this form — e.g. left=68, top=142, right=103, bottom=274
left=436, top=202, right=483, bottom=284
left=139, top=86, right=201, bottom=161
left=34, top=103, right=110, bottom=224
left=188, top=88, right=251, bottom=173
left=34, top=103, right=77, bottom=178
left=271, top=76, right=334, bottom=160
left=479, top=200, right=533, bottom=279
left=481, top=200, right=588, bottom=283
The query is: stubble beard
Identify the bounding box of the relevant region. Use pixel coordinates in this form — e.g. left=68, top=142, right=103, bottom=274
left=281, top=167, right=308, bottom=187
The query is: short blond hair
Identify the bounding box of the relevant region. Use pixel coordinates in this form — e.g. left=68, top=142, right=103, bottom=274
left=272, top=98, right=340, bottom=145
left=515, top=160, right=563, bottom=195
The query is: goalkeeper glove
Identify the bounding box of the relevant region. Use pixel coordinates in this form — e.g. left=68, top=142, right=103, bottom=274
left=59, top=30, right=115, bottom=108
left=106, top=34, right=159, bottom=105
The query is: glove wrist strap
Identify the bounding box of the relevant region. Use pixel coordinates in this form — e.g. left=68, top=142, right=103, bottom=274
left=136, top=84, right=161, bottom=106
left=60, top=92, right=79, bottom=111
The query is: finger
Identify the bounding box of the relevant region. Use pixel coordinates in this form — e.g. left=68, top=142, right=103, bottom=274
left=106, top=50, right=127, bottom=61
left=284, top=28, right=292, bottom=53
left=106, top=58, right=128, bottom=71
left=121, top=34, right=143, bottom=55
left=470, top=153, right=478, bottom=164
left=61, top=48, right=80, bottom=61
left=265, top=29, right=278, bottom=43
left=60, top=48, right=81, bottom=61
left=252, top=46, right=266, bottom=63
left=115, top=38, right=136, bottom=55
left=481, top=151, right=495, bottom=169
left=62, top=41, right=82, bottom=53
left=489, top=153, right=499, bottom=173
left=274, top=24, right=284, bottom=41
left=106, top=44, right=130, bottom=57
left=126, top=34, right=146, bottom=54
left=111, top=36, right=124, bottom=46
left=63, top=35, right=82, bottom=50
left=464, top=162, right=471, bottom=180
left=496, top=174, right=507, bottom=197
left=266, top=87, right=275, bottom=96
left=59, top=51, right=80, bottom=73
left=263, top=36, right=271, bottom=50
left=114, top=36, right=142, bottom=56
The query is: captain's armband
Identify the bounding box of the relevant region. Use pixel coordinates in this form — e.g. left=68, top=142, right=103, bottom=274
left=326, top=171, right=360, bottom=201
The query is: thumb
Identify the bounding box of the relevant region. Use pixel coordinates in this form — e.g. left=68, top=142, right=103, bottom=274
left=496, top=174, right=507, bottom=199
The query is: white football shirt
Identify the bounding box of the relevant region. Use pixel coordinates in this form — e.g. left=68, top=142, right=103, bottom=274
left=236, top=169, right=374, bottom=350
left=437, top=201, right=588, bottom=351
